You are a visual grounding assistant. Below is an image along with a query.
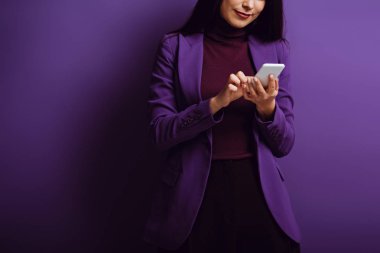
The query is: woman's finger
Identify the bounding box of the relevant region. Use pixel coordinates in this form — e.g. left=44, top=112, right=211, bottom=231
left=254, top=77, right=266, bottom=96
left=243, top=88, right=251, bottom=101
left=274, top=79, right=279, bottom=95
left=228, top=83, right=238, bottom=91
left=267, top=75, right=276, bottom=96
left=236, top=71, right=248, bottom=87
left=275, top=79, right=279, bottom=91
left=246, top=77, right=257, bottom=97
left=228, top=73, right=241, bottom=87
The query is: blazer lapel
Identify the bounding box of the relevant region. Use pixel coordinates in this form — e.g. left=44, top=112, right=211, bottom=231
left=247, top=35, right=278, bottom=73
left=178, top=33, right=277, bottom=106
left=178, top=33, right=204, bottom=106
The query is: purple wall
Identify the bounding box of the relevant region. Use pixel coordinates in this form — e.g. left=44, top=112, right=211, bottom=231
left=285, top=1, right=380, bottom=252
left=1, top=0, right=379, bottom=252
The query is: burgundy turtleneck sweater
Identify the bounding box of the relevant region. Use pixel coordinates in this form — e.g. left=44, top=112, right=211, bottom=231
left=201, top=14, right=257, bottom=160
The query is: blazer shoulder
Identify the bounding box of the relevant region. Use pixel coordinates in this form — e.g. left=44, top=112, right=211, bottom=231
left=162, top=32, right=180, bottom=41
left=160, top=32, right=180, bottom=52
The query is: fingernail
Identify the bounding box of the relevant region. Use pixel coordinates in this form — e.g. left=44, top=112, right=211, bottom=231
left=270, top=74, right=274, bottom=79
left=254, top=77, right=258, bottom=82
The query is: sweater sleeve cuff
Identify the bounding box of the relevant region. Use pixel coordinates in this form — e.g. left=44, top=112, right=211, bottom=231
left=255, top=103, right=278, bottom=127
left=198, top=98, right=224, bottom=123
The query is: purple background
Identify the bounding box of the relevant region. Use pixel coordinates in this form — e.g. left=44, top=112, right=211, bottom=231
left=1, top=0, right=379, bottom=252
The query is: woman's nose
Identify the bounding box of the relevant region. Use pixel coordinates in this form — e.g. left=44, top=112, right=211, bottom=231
left=242, top=0, right=255, bottom=9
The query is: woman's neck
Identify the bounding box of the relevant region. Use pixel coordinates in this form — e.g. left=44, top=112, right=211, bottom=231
left=206, top=12, right=248, bottom=42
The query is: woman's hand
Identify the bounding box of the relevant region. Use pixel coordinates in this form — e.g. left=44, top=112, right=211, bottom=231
left=242, top=74, right=279, bottom=120
left=212, top=71, right=248, bottom=109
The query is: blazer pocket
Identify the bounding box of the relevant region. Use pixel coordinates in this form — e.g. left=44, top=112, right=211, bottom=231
left=160, top=167, right=181, bottom=187
left=275, top=163, right=285, bottom=182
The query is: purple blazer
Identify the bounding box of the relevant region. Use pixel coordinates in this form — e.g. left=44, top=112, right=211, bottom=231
left=143, top=32, right=301, bottom=250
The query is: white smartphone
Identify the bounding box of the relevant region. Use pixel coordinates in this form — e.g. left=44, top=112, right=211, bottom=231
left=255, top=63, right=285, bottom=88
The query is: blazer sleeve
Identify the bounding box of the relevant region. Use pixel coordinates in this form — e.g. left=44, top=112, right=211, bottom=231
left=253, top=40, right=295, bottom=158
left=148, top=34, right=224, bottom=152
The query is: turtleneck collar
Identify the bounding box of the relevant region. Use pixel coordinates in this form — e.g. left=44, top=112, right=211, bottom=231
left=205, top=12, right=248, bottom=43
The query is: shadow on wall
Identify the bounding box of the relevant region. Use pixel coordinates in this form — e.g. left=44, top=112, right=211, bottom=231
left=75, top=8, right=187, bottom=253
left=0, top=1, right=192, bottom=252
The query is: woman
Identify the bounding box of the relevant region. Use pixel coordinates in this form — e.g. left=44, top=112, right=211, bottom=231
left=143, top=0, right=301, bottom=252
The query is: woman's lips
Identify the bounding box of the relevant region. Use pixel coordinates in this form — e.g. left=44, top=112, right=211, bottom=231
left=235, top=10, right=251, bottom=19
